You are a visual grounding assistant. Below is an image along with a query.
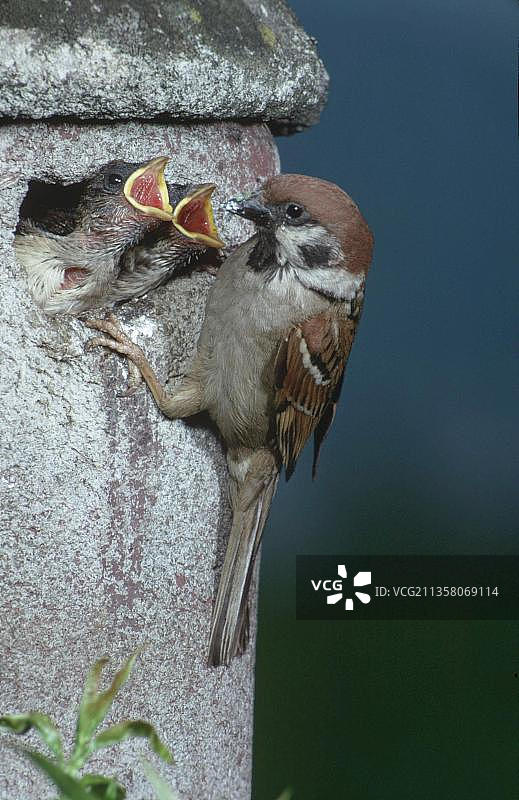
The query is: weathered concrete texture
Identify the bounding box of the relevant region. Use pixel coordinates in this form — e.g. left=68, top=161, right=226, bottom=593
left=0, top=0, right=328, bottom=128
left=0, top=121, right=279, bottom=799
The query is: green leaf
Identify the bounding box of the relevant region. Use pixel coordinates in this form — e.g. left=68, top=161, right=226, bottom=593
left=274, top=790, right=293, bottom=800
left=141, top=761, right=180, bottom=800
left=0, top=713, right=64, bottom=761
left=79, top=773, right=126, bottom=799
left=23, top=749, right=93, bottom=800
left=76, top=657, right=109, bottom=745
left=94, top=721, right=172, bottom=764
left=74, top=653, right=140, bottom=764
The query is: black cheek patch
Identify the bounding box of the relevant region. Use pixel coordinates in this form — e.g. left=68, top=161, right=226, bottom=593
left=300, top=243, right=333, bottom=267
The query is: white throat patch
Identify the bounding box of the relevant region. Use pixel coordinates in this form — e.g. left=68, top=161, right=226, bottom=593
left=294, top=265, right=363, bottom=301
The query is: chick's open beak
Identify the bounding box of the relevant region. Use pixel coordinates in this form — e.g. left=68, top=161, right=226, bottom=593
left=124, top=156, right=173, bottom=221
left=172, top=184, right=225, bottom=248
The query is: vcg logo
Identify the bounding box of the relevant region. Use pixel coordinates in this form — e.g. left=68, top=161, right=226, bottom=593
left=310, top=564, right=372, bottom=611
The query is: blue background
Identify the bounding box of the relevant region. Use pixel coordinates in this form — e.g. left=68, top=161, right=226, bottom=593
left=253, top=1, right=519, bottom=798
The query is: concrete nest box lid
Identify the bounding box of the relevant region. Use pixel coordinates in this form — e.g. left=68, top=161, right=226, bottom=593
left=0, top=0, right=328, bottom=128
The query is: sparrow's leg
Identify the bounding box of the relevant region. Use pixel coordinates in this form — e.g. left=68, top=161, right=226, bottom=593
left=85, top=314, right=202, bottom=419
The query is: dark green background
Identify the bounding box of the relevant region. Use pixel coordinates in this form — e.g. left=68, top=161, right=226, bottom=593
left=253, top=1, right=519, bottom=798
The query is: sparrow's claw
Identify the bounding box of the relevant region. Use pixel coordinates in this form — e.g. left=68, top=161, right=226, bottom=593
left=117, top=361, right=144, bottom=397
left=85, top=315, right=148, bottom=385
left=85, top=333, right=135, bottom=360
left=84, top=314, right=183, bottom=419
left=85, top=313, right=131, bottom=343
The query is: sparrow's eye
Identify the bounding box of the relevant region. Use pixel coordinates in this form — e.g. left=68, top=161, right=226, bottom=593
left=286, top=203, right=303, bottom=219
left=104, top=173, right=124, bottom=191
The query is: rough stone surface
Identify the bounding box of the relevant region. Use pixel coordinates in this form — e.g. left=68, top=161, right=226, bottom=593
left=0, top=0, right=328, bottom=128
left=0, top=121, right=279, bottom=800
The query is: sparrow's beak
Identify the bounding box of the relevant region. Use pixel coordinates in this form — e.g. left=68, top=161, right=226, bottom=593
left=225, top=193, right=273, bottom=227
left=124, top=156, right=173, bottom=221
left=172, top=184, right=225, bottom=248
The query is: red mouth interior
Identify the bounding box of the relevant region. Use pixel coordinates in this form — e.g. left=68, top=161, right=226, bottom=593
left=61, top=267, right=89, bottom=290
left=177, top=196, right=211, bottom=236
left=129, top=174, right=164, bottom=209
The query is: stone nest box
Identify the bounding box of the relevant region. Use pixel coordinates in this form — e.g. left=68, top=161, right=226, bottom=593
left=0, top=2, right=327, bottom=799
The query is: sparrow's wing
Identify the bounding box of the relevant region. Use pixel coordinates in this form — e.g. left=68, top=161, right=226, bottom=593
left=274, top=295, right=363, bottom=479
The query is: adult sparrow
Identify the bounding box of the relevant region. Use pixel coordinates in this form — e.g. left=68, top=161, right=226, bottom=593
left=86, top=174, right=373, bottom=666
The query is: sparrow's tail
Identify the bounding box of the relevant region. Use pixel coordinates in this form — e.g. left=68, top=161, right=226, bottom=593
left=208, top=448, right=279, bottom=667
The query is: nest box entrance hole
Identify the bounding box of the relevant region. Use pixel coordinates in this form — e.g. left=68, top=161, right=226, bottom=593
left=17, top=178, right=86, bottom=233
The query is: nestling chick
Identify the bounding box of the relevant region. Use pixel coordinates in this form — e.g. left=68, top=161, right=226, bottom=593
left=86, top=174, right=373, bottom=666
left=15, top=157, right=224, bottom=315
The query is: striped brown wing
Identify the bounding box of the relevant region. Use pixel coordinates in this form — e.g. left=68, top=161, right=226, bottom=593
left=274, top=306, right=361, bottom=479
